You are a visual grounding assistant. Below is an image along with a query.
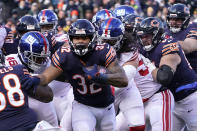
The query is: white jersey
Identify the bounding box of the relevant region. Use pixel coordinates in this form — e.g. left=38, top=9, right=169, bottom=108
left=5, top=54, right=50, bottom=73
left=5, top=54, right=22, bottom=66
left=119, top=51, right=161, bottom=99
left=55, top=33, right=68, bottom=43
left=0, top=26, right=7, bottom=49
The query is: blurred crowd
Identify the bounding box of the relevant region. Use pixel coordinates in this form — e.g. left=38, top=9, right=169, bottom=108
left=0, top=0, right=197, bottom=35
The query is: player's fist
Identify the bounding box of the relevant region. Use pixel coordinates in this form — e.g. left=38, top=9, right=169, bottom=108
left=83, top=64, right=108, bottom=84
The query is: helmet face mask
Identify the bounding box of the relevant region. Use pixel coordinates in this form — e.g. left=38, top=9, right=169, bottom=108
left=68, top=19, right=96, bottom=56
left=21, top=50, right=50, bottom=72
left=99, top=35, right=123, bottom=51
left=167, top=3, right=190, bottom=33
left=70, top=35, right=93, bottom=56
left=137, top=17, right=164, bottom=51
left=97, top=17, right=125, bottom=51
left=138, top=32, right=154, bottom=51
left=40, top=23, right=56, bottom=33
left=37, top=9, right=58, bottom=34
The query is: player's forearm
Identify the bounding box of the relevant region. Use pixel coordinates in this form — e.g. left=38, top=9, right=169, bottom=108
left=38, top=74, right=50, bottom=86
left=106, top=72, right=128, bottom=88
left=179, top=39, right=197, bottom=54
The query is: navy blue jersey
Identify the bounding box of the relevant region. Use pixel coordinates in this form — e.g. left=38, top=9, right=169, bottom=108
left=52, top=43, right=116, bottom=107
left=0, top=65, right=37, bottom=130
left=165, top=22, right=197, bottom=73
left=2, top=38, right=19, bottom=56
left=1, top=27, right=17, bottom=56
left=143, top=38, right=197, bottom=101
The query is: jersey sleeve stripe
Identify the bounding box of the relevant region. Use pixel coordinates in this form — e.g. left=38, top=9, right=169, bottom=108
left=129, top=51, right=139, bottom=61
left=106, top=47, right=112, bottom=58
left=105, top=56, right=114, bottom=67
left=162, top=47, right=171, bottom=53
left=52, top=57, right=63, bottom=71
left=52, top=55, right=62, bottom=70
left=54, top=52, right=60, bottom=61
left=106, top=54, right=113, bottom=65
left=162, top=48, right=179, bottom=56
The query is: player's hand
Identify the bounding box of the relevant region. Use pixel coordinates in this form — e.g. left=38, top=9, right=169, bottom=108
left=23, top=76, right=40, bottom=92
left=83, top=64, right=108, bottom=84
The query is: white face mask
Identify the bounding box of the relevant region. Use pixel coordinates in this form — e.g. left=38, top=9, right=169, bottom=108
left=143, top=44, right=154, bottom=51
left=170, top=27, right=181, bottom=33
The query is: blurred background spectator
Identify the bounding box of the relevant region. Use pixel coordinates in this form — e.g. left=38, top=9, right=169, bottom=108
left=0, top=0, right=196, bottom=35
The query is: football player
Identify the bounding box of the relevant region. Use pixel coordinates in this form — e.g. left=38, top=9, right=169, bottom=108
left=0, top=49, right=53, bottom=131
left=5, top=31, right=59, bottom=126
left=2, top=15, right=40, bottom=56
left=37, top=9, right=74, bottom=122
left=32, top=19, right=128, bottom=131
left=138, top=17, right=197, bottom=131
left=98, top=16, right=146, bottom=131
left=165, top=3, right=197, bottom=73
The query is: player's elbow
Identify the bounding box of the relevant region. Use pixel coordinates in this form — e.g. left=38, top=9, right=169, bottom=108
left=157, top=65, right=174, bottom=87
left=35, top=86, right=54, bottom=103
left=43, top=88, right=53, bottom=103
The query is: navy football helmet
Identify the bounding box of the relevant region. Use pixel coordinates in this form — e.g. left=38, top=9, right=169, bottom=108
left=0, top=50, right=5, bottom=67
left=137, top=17, right=164, bottom=51
left=167, top=3, right=190, bottom=33
left=16, top=15, right=40, bottom=36
left=92, top=9, right=115, bottom=30
left=37, top=9, right=58, bottom=33
left=98, top=17, right=125, bottom=51
left=18, top=31, right=50, bottom=72
left=123, top=14, right=143, bottom=34
left=68, top=19, right=96, bottom=56
left=113, top=5, right=136, bottom=21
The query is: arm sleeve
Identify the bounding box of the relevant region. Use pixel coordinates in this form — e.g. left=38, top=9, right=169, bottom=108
left=162, top=42, right=179, bottom=56
left=186, top=28, right=197, bottom=40
left=103, top=44, right=117, bottom=67
left=51, top=47, right=67, bottom=71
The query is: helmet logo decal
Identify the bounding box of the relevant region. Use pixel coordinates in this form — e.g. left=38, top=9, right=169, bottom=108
left=135, top=17, right=142, bottom=24
left=151, top=20, right=159, bottom=27
left=170, top=14, right=177, bottom=17
left=76, top=30, right=86, bottom=34
left=27, top=25, right=35, bottom=30
left=116, top=9, right=125, bottom=16
left=26, top=35, right=36, bottom=45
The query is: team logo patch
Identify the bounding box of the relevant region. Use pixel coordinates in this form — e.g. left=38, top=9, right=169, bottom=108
left=151, top=20, right=159, bottom=27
